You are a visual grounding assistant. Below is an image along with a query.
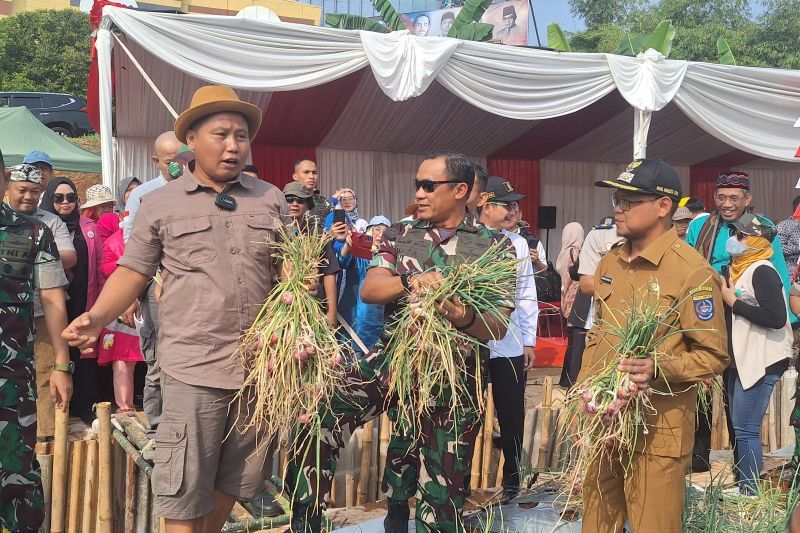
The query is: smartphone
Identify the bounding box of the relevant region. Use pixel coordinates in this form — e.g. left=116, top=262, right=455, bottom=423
left=332, top=209, right=346, bottom=225
left=350, top=231, right=374, bottom=260
left=721, top=265, right=730, bottom=284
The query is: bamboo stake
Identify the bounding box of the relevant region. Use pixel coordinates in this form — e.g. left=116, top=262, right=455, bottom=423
left=345, top=473, right=355, bottom=507
left=710, top=381, right=724, bottom=451
left=97, top=402, right=113, bottom=533
left=357, top=420, right=375, bottom=505
left=51, top=406, right=70, bottom=533
left=82, top=439, right=98, bottom=533
left=40, top=451, right=53, bottom=533
left=768, top=393, right=778, bottom=452
left=549, top=410, right=564, bottom=469
left=521, top=409, right=536, bottom=469
left=67, top=440, right=85, bottom=533
left=377, top=414, right=390, bottom=500
left=279, top=432, right=289, bottom=480
left=330, top=474, right=338, bottom=508
left=480, top=384, right=495, bottom=489
left=495, top=454, right=505, bottom=488
left=782, top=369, right=797, bottom=448
left=124, top=454, right=136, bottom=533
left=469, top=419, right=483, bottom=491
left=542, top=377, right=553, bottom=408
left=537, top=407, right=553, bottom=470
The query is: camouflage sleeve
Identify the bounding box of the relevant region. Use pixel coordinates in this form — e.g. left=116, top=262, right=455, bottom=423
left=368, top=225, right=399, bottom=272
left=34, top=224, right=68, bottom=290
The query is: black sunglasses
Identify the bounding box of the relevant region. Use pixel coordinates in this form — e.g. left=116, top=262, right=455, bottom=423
left=53, top=193, right=79, bottom=204
left=414, top=179, right=462, bottom=193
left=285, top=195, right=307, bottom=205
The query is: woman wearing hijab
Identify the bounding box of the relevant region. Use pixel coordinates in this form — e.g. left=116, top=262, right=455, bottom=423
left=40, top=177, right=104, bottom=422
left=116, top=176, right=140, bottom=213
left=328, top=188, right=368, bottom=232
left=720, top=213, right=793, bottom=494
left=556, top=222, right=586, bottom=387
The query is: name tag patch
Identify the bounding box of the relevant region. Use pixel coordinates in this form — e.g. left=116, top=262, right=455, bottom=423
left=693, top=297, right=714, bottom=321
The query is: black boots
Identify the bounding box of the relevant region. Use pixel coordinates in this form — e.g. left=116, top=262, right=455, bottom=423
left=383, top=499, right=410, bottom=533
left=289, top=504, right=322, bottom=533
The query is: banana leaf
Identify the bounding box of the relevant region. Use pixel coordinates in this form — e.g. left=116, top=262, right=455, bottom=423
left=371, top=0, right=406, bottom=32
left=447, top=0, right=492, bottom=37
left=325, top=13, right=390, bottom=33
left=614, top=32, right=648, bottom=56
left=546, top=22, right=571, bottom=52
left=716, top=36, right=737, bottom=65
left=642, top=20, right=675, bottom=58
left=450, top=22, right=494, bottom=42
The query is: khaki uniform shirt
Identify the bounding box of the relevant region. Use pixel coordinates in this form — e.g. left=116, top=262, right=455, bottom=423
left=119, top=170, right=288, bottom=389
left=577, top=228, right=729, bottom=458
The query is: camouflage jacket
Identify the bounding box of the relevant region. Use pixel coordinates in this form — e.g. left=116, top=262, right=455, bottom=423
left=0, top=203, right=66, bottom=406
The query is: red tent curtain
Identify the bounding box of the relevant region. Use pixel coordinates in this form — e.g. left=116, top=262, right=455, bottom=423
left=689, top=165, right=723, bottom=213
left=250, top=145, right=316, bottom=189
left=486, top=157, right=540, bottom=233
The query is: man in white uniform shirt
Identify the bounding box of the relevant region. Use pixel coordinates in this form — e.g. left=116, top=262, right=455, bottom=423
left=479, top=176, right=538, bottom=503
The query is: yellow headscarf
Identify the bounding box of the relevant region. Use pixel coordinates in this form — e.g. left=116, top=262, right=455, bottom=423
left=730, top=235, right=773, bottom=283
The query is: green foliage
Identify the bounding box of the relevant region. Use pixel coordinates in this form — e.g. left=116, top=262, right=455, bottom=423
left=325, top=13, right=389, bottom=32
left=567, top=0, right=800, bottom=68
left=0, top=10, right=91, bottom=98
left=371, top=0, right=406, bottom=32
left=614, top=32, right=649, bottom=55
left=450, top=22, right=494, bottom=42
left=547, top=22, right=572, bottom=52
left=716, top=37, right=736, bottom=65
left=447, top=0, right=492, bottom=37
left=642, top=20, right=676, bottom=57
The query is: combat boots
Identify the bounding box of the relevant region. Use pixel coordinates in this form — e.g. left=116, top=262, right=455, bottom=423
left=383, top=498, right=410, bottom=533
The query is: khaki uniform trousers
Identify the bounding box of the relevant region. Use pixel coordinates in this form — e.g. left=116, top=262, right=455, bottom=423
left=582, top=450, right=690, bottom=533
left=34, top=317, right=55, bottom=438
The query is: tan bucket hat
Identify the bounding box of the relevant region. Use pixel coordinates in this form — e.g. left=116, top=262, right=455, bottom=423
left=174, top=85, right=263, bottom=144
left=82, top=184, right=116, bottom=209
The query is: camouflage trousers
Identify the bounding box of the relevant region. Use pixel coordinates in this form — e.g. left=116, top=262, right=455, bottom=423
left=285, top=349, right=482, bottom=532
left=0, top=394, right=44, bottom=533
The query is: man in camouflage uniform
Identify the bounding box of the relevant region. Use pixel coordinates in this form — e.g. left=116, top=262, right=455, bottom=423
left=0, top=162, right=72, bottom=532
left=287, top=151, right=514, bottom=533
left=292, top=158, right=332, bottom=222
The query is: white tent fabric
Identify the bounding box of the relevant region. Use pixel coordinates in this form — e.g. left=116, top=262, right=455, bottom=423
left=96, top=6, right=800, bottom=192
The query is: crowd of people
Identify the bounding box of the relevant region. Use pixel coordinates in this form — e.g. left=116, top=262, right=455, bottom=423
left=0, top=82, right=798, bottom=533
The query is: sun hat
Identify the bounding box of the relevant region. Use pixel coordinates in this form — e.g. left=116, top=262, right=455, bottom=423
left=174, top=85, right=262, bottom=144
left=367, top=215, right=391, bottom=229
left=82, top=184, right=116, bottom=209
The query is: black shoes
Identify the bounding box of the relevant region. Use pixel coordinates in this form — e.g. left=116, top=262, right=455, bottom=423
left=241, top=489, right=284, bottom=518
left=289, top=504, right=322, bottom=533
left=383, top=499, right=410, bottom=533
left=500, top=484, right=519, bottom=505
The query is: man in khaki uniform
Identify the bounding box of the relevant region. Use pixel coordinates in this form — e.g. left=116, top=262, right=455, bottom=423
left=578, top=159, right=729, bottom=532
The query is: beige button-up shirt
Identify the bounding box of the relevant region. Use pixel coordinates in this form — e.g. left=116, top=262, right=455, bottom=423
left=119, top=169, right=287, bottom=389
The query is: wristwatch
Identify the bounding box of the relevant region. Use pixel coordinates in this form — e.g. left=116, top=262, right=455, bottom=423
left=53, top=362, right=75, bottom=374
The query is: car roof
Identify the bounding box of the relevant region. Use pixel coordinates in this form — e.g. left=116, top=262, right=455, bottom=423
left=0, top=92, right=77, bottom=97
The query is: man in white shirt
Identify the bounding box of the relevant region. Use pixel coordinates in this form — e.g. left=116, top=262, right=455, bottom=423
left=479, top=176, right=538, bottom=503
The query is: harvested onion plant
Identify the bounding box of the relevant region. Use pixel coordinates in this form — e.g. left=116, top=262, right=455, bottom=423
left=382, top=241, right=517, bottom=436
left=233, top=223, right=344, bottom=440
left=561, top=280, right=714, bottom=490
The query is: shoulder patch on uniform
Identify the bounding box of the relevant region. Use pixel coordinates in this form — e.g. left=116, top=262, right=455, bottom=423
left=600, top=275, right=613, bottom=284
left=693, top=297, right=715, bottom=321
left=688, top=286, right=713, bottom=297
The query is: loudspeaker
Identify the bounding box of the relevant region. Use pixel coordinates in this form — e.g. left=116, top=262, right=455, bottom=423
left=538, top=206, right=557, bottom=230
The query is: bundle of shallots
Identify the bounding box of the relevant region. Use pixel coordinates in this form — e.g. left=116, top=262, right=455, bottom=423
left=383, top=240, right=518, bottom=436
left=562, top=281, right=712, bottom=482
left=234, top=223, right=344, bottom=438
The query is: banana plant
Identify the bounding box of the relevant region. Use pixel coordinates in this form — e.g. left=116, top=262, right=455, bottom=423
left=614, top=20, right=675, bottom=57
left=547, top=22, right=571, bottom=52
left=325, top=13, right=390, bottom=32
left=716, top=36, right=737, bottom=65
left=447, top=0, right=494, bottom=41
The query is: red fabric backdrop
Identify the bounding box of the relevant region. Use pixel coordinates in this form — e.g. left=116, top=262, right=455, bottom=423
left=250, top=145, right=316, bottom=189
left=486, top=157, right=540, bottom=233
left=689, top=165, right=721, bottom=213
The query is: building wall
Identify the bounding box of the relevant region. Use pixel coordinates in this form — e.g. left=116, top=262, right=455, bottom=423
left=5, top=0, right=321, bottom=25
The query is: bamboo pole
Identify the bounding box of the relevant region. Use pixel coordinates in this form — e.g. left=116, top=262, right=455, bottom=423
left=345, top=473, right=355, bottom=507
left=51, top=407, right=70, bottom=533
left=67, top=440, right=85, bottom=533
left=40, top=451, right=53, bottom=533
left=377, top=414, right=390, bottom=500
left=768, top=393, right=778, bottom=452
left=537, top=407, right=553, bottom=470
left=542, top=377, right=553, bottom=408
left=97, top=402, right=113, bottom=533
left=782, top=369, right=797, bottom=448
left=123, top=454, right=136, bottom=533
left=82, top=439, right=98, bottom=533
left=549, top=410, right=564, bottom=469
left=469, top=419, right=483, bottom=491
left=357, top=420, right=375, bottom=505
left=480, top=384, right=495, bottom=490
left=279, top=432, right=289, bottom=480
left=330, top=474, right=338, bottom=508
left=495, top=454, right=505, bottom=488
left=521, top=409, right=536, bottom=469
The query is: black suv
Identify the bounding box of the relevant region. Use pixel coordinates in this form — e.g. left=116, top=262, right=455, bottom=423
left=0, top=92, right=94, bottom=137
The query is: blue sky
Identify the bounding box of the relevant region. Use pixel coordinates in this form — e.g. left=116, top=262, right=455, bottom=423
left=531, top=1, right=766, bottom=40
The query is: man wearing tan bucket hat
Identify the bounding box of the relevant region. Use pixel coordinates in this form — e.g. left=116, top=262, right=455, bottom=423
left=63, top=85, right=289, bottom=532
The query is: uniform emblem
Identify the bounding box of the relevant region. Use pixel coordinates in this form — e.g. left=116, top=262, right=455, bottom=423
left=618, top=172, right=635, bottom=183
left=502, top=181, right=514, bottom=192
left=694, top=297, right=714, bottom=321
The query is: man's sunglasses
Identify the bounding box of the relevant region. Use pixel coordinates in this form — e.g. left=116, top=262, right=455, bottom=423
left=488, top=200, right=519, bottom=210
left=53, top=193, right=79, bottom=204
left=414, top=179, right=462, bottom=193
left=285, top=195, right=308, bottom=205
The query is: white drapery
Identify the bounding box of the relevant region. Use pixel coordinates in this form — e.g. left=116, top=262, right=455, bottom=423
left=98, top=7, right=800, bottom=191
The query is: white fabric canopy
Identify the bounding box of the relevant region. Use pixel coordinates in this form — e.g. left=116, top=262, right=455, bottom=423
left=96, top=7, right=800, bottom=193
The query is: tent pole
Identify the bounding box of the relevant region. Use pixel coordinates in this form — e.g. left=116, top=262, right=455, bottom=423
left=634, top=109, right=651, bottom=160
left=96, top=26, right=116, bottom=193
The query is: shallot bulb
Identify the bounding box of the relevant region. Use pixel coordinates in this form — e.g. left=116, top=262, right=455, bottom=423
left=585, top=402, right=597, bottom=414
left=298, top=413, right=311, bottom=424
left=282, top=292, right=294, bottom=306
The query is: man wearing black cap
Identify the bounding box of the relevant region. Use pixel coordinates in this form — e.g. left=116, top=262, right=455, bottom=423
left=478, top=176, right=538, bottom=502
left=578, top=159, right=728, bottom=532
